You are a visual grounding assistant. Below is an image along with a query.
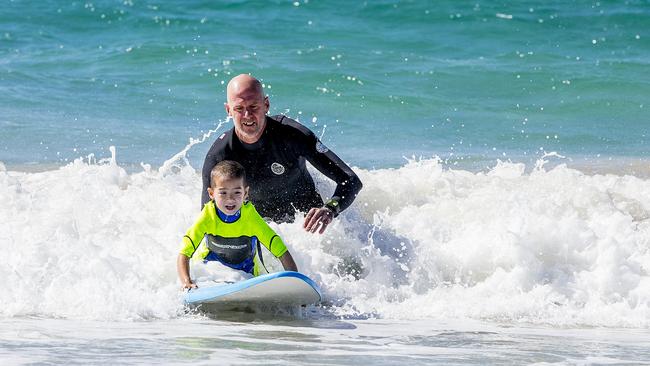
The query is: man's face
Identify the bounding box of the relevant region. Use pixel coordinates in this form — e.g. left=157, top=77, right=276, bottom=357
left=225, top=87, right=269, bottom=144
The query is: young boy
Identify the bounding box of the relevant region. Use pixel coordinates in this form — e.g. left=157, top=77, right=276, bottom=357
left=177, top=160, right=298, bottom=289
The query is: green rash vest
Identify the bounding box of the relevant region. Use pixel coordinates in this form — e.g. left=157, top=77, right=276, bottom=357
left=180, top=201, right=288, bottom=274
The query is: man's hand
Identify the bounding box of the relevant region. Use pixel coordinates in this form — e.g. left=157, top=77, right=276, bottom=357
left=303, top=207, right=334, bottom=234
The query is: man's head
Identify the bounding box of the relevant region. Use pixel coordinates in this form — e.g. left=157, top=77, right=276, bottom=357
left=225, top=74, right=270, bottom=144
left=207, top=160, right=249, bottom=215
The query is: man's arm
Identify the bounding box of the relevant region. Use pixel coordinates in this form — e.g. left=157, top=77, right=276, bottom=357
left=201, top=133, right=230, bottom=208
left=279, top=116, right=363, bottom=214
left=307, top=147, right=363, bottom=213
left=301, top=132, right=362, bottom=233
left=201, top=153, right=215, bottom=208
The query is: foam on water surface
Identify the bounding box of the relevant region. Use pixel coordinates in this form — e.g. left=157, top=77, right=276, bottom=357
left=1, top=317, right=649, bottom=365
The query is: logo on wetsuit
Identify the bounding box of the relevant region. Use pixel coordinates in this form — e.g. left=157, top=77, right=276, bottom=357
left=210, top=243, right=248, bottom=250
left=204, top=234, right=258, bottom=273
left=271, top=162, right=285, bottom=175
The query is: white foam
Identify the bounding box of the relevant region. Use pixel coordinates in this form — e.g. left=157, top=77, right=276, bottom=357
left=1, top=152, right=649, bottom=326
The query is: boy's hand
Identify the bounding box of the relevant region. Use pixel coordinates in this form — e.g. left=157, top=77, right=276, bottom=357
left=279, top=251, right=298, bottom=272
left=182, top=280, right=198, bottom=290
left=177, top=254, right=196, bottom=290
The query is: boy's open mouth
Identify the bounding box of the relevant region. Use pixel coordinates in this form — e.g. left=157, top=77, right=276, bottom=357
left=225, top=204, right=236, bottom=211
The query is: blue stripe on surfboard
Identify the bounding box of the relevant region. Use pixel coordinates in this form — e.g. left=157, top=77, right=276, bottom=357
left=184, top=271, right=322, bottom=304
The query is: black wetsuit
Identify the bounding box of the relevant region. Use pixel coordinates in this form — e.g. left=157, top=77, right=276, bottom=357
left=201, top=115, right=362, bottom=222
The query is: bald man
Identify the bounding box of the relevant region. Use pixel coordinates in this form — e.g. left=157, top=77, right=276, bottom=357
left=201, top=74, right=363, bottom=234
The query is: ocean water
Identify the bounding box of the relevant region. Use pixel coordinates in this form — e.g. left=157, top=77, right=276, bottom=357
left=2, top=0, right=650, bottom=364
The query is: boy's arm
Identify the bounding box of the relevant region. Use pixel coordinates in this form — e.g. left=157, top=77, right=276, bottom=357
left=249, top=203, right=298, bottom=272
left=177, top=253, right=197, bottom=289
left=279, top=251, right=298, bottom=272
left=178, top=205, right=211, bottom=289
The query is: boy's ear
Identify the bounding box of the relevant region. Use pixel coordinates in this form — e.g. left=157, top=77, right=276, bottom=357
left=244, top=186, right=250, bottom=200
left=207, top=187, right=214, bottom=199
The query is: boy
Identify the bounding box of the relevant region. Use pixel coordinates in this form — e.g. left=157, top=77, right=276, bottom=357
left=177, top=160, right=298, bottom=289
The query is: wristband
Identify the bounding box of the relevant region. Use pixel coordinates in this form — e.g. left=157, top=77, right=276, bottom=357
left=324, top=198, right=341, bottom=216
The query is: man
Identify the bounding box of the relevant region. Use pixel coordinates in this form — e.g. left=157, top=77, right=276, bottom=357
left=201, top=74, right=362, bottom=234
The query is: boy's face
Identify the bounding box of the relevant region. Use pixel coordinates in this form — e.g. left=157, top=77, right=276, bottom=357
left=207, top=177, right=248, bottom=215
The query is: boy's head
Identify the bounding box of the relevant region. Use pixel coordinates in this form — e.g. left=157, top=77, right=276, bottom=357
left=207, top=160, right=249, bottom=215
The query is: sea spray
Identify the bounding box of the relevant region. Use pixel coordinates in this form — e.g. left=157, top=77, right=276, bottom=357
left=0, top=151, right=649, bottom=326
left=157, top=119, right=230, bottom=177
left=346, top=157, right=650, bottom=326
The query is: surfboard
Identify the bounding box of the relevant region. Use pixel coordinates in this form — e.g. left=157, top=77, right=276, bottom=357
left=184, top=271, right=322, bottom=309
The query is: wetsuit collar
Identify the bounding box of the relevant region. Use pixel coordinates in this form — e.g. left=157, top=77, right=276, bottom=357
left=215, top=203, right=241, bottom=223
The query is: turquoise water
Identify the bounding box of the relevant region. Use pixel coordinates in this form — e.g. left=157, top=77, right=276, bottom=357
left=2, top=0, right=649, bottom=169
left=3, top=2, right=650, bottom=365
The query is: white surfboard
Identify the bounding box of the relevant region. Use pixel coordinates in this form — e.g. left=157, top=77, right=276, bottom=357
left=184, top=271, right=322, bottom=309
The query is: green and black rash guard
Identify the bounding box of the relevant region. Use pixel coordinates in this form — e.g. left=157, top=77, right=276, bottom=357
left=179, top=201, right=287, bottom=276
left=201, top=115, right=363, bottom=222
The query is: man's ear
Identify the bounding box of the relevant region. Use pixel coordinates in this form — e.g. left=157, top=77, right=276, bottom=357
left=263, top=96, right=269, bottom=113
left=224, top=102, right=231, bottom=116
